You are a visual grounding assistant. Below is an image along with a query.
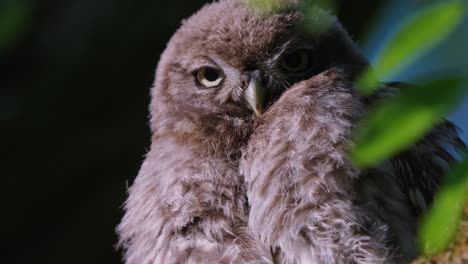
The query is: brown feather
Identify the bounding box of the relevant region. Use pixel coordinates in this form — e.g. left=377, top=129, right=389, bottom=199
left=117, top=1, right=466, bottom=263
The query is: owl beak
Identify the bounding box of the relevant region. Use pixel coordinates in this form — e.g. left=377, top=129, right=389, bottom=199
left=244, top=78, right=265, bottom=117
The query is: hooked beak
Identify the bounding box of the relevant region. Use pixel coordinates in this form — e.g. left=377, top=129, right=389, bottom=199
left=244, top=78, right=266, bottom=117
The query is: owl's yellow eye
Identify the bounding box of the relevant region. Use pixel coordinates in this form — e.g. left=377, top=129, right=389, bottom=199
left=279, top=50, right=310, bottom=73
left=196, top=67, right=224, bottom=88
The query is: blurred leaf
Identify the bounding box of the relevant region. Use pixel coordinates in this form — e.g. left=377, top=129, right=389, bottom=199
left=303, top=0, right=337, bottom=14
left=418, top=157, right=468, bottom=256
left=0, top=0, right=32, bottom=52
left=249, top=0, right=335, bottom=17
left=249, top=0, right=283, bottom=13
left=351, top=77, right=467, bottom=168
left=300, top=2, right=335, bottom=36
left=357, top=1, right=466, bottom=94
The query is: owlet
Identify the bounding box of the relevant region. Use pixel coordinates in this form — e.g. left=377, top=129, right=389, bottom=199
left=118, top=1, right=465, bottom=263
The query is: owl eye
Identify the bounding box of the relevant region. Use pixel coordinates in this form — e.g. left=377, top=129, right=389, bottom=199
left=279, top=49, right=310, bottom=73
left=195, top=67, right=224, bottom=88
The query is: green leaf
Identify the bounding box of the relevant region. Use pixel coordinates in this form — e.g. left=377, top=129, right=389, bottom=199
left=300, top=3, right=335, bottom=36
left=248, top=0, right=283, bottom=13
left=351, top=77, right=467, bottom=168
left=357, top=1, right=466, bottom=94
left=418, top=157, right=468, bottom=256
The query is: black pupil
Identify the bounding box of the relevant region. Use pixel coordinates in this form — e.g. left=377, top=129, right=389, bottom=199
left=204, top=68, right=219, bottom=82
left=284, top=52, right=304, bottom=68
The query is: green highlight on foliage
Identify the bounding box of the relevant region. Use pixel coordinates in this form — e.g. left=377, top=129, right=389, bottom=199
left=300, top=3, right=335, bottom=36
left=0, top=0, right=33, bottom=52
left=249, top=0, right=284, bottom=13
left=249, top=0, right=335, bottom=18
left=418, top=157, right=468, bottom=256
left=249, top=0, right=336, bottom=35
left=357, top=1, right=466, bottom=95
left=351, top=77, right=467, bottom=168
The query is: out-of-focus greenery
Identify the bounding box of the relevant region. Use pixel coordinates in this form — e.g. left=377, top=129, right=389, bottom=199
left=418, top=157, right=468, bottom=256
left=348, top=0, right=468, bottom=256
left=351, top=77, right=466, bottom=168
left=0, top=0, right=32, bottom=53
left=300, top=2, right=336, bottom=36
left=249, top=0, right=284, bottom=13
left=250, top=0, right=335, bottom=14
left=356, top=1, right=466, bottom=95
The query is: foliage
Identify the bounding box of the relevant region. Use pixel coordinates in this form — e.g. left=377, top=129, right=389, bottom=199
left=418, top=158, right=468, bottom=256
left=349, top=0, right=468, bottom=256
left=351, top=77, right=466, bottom=168
left=0, top=0, right=32, bottom=53
left=356, top=1, right=466, bottom=94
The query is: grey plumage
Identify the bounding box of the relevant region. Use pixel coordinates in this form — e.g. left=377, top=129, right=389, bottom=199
left=117, top=1, right=465, bottom=263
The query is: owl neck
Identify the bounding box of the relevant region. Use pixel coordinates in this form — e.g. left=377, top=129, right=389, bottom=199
left=151, top=112, right=254, bottom=161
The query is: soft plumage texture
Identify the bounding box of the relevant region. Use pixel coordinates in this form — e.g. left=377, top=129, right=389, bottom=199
left=239, top=73, right=465, bottom=264
left=240, top=69, right=394, bottom=263
left=117, top=0, right=465, bottom=263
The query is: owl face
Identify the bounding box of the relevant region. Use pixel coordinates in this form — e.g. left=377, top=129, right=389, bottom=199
left=151, top=0, right=366, bottom=124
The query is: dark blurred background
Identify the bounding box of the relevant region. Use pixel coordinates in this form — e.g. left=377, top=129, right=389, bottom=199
left=2, top=0, right=466, bottom=263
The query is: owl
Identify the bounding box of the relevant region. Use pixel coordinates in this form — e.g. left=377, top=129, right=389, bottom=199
left=117, top=0, right=465, bottom=263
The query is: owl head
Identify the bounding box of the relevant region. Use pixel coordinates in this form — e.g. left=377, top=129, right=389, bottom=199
left=149, top=0, right=367, bottom=133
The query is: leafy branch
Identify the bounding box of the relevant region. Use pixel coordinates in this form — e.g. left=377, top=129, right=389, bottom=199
left=350, top=0, right=468, bottom=256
